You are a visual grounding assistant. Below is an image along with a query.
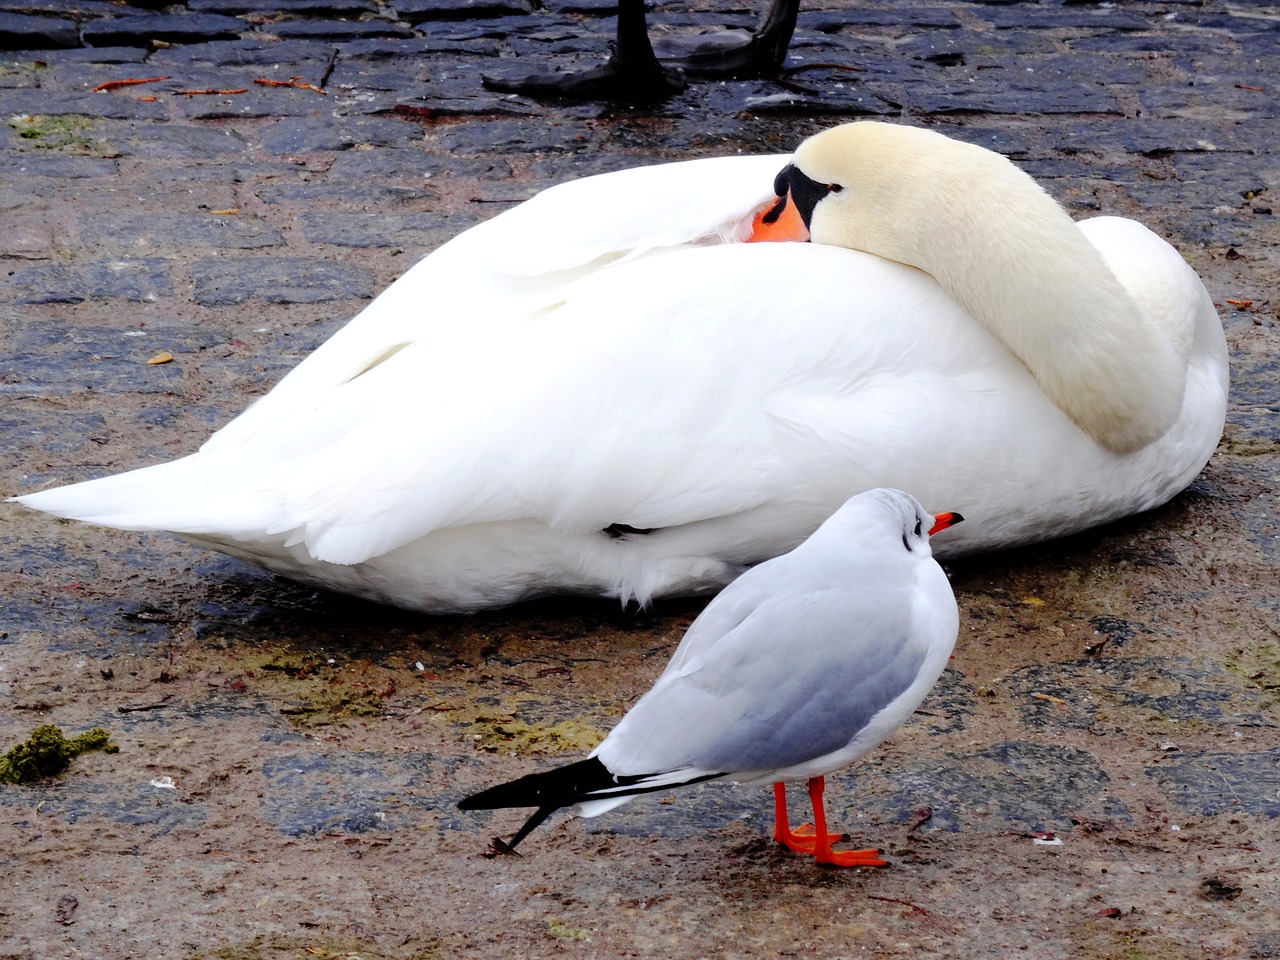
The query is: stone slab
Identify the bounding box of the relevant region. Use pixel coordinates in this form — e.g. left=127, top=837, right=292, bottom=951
left=80, top=213, right=285, bottom=253
left=82, top=12, right=245, bottom=47
left=9, top=257, right=172, bottom=304
left=0, top=12, right=80, bottom=50
left=394, top=0, right=534, bottom=22
left=189, top=256, right=374, bottom=305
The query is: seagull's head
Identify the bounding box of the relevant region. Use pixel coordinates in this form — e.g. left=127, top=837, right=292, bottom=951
left=834, top=488, right=964, bottom=558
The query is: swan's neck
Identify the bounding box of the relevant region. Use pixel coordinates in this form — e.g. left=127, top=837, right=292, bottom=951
left=837, top=140, right=1186, bottom=453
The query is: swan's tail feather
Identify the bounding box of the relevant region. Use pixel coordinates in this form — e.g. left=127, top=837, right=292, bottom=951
left=11, top=455, right=275, bottom=539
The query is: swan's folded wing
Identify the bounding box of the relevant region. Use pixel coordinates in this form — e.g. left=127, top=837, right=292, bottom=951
left=271, top=242, right=1002, bottom=566
left=272, top=243, right=813, bottom=564
left=478, top=153, right=789, bottom=274
left=18, top=242, right=1030, bottom=569
left=202, top=153, right=787, bottom=446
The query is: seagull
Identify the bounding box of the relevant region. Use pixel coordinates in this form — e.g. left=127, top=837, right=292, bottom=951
left=483, top=0, right=800, bottom=101
left=458, top=488, right=962, bottom=867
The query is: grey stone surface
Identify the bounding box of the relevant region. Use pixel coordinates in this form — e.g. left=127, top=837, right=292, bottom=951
left=1228, top=353, right=1280, bottom=444
left=396, top=0, right=535, bottom=21
left=10, top=781, right=209, bottom=833
left=1147, top=750, right=1280, bottom=818
left=803, top=7, right=958, bottom=29
left=260, top=750, right=440, bottom=835
left=10, top=257, right=172, bottom=304
left=167, top=86, right=328, bottom=120
left=254, top=114, right=411, bottom=153
left=1005, top=657, right=1271, bottom=731
left=94, top=121, right=251, bottom=159
left=0, top=12, right=80, bottom=50
left=301, top=210, right=473, bottom=248
left=252, top=179, right=437, bottom=206
left=0, top=3, right=1277, bottom=958
left=0, top=320, right=203, bottom=396
left=188, top=0, right=379, bottom=12
left=541, top=0, right=614, bottom=13
left=978, top=5, right=1152, bottom=30
left=324, top=145, right=449, bottom=180
left=80, top=213, right=286, bottom=253
left=189, top=256, right=374, bottom=304
left=20, top=44, right=149, bottom=63
left=146, top=36, right=338, bottom=67
left=266, top=18, right=417, bottom=41
left=0, top=0, right=140, bottom=16
left=860, top=741, right=1120, bottom=833
left=1, top=86, right=169, bottom=119
left=81, top=12, right=246, bottom=46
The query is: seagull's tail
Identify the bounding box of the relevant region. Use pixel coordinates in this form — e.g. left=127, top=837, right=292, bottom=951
left=458, top=756, right=722, bottom=851
left=458, top=757, right=620, bottom=814
left=458, top=757, right=620, bottom=851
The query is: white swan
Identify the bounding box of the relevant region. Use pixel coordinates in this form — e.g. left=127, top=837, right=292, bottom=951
left=13, top=122, right=1229, bottom=614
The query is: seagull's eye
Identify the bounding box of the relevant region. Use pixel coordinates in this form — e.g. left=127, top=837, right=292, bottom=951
left=913, top=519, right=923, bottom=537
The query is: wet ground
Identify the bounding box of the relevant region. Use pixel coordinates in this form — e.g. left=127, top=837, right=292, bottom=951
left=1, top=1, right=1278, bottom=958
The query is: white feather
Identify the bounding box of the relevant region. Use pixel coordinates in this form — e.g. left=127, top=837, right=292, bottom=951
left=13, top=125, right=1228, bottom=613
left=581, top=489, right=957, bottom=809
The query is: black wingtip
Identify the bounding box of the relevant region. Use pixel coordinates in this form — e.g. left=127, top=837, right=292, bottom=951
left=460, top=757, right=623, bottom=854
left=460, top=759, right=730, bottom=853
left=458, top=756, right=618, bottom=812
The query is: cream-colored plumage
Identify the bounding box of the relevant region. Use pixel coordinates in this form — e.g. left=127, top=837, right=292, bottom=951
left=13, top=122, right=1228, bottom=613
left=795, top=123, right=1186, bottom=454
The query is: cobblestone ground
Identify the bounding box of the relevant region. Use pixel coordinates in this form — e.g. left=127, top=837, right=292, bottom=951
left=0, top=2, right=1278, bottom=959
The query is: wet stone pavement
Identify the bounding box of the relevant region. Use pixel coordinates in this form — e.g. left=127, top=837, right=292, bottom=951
left=1, top=1, right=1279, bottom=959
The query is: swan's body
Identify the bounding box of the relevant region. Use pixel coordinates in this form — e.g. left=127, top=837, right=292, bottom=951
left=14, top=123, right=1228, bottom=614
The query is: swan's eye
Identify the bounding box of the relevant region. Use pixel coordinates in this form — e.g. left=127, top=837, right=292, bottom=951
left=774, top=166, right=843, bottom=229
left=913, top=519, right=923, bottom=537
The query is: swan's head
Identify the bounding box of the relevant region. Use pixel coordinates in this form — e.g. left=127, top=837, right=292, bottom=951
left=762, top=121, right=1189, bottom=456
left=768, top=122, right=1021, bottom=267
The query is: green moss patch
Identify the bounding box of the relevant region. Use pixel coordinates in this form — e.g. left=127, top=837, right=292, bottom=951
left=232, top=647, right=390, bottom=727
left=197, top=934, right=399, bottom=960
left=546, top=918, right=591, bottom=941
left=472, top=716, right=605, bottom=756
left=5, top=114, right=118, bottom=157
left=0, top=61, right=49, bottom=80
left=1225, top=642, right=1280, bottom=717
left=0, top=724, right=118, bottom=784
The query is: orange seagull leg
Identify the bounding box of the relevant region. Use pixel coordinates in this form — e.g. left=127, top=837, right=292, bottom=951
left=807, top=776, right=888, bottom=868
left=772, top=781, right=839, bottom=854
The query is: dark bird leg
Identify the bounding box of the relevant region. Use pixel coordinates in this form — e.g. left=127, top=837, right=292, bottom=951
left=483, top=0, right=686, bottom=103
left=492, top=805, right=558, bottom=854
left=482, top=0, right=801, bottom=102
left=667, top=0, right=800, bottom=79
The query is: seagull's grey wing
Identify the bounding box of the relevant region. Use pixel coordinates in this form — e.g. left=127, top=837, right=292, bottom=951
left=655, top=547, right=827, bottom=680
left=598, top=577, right=930, bottom=777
